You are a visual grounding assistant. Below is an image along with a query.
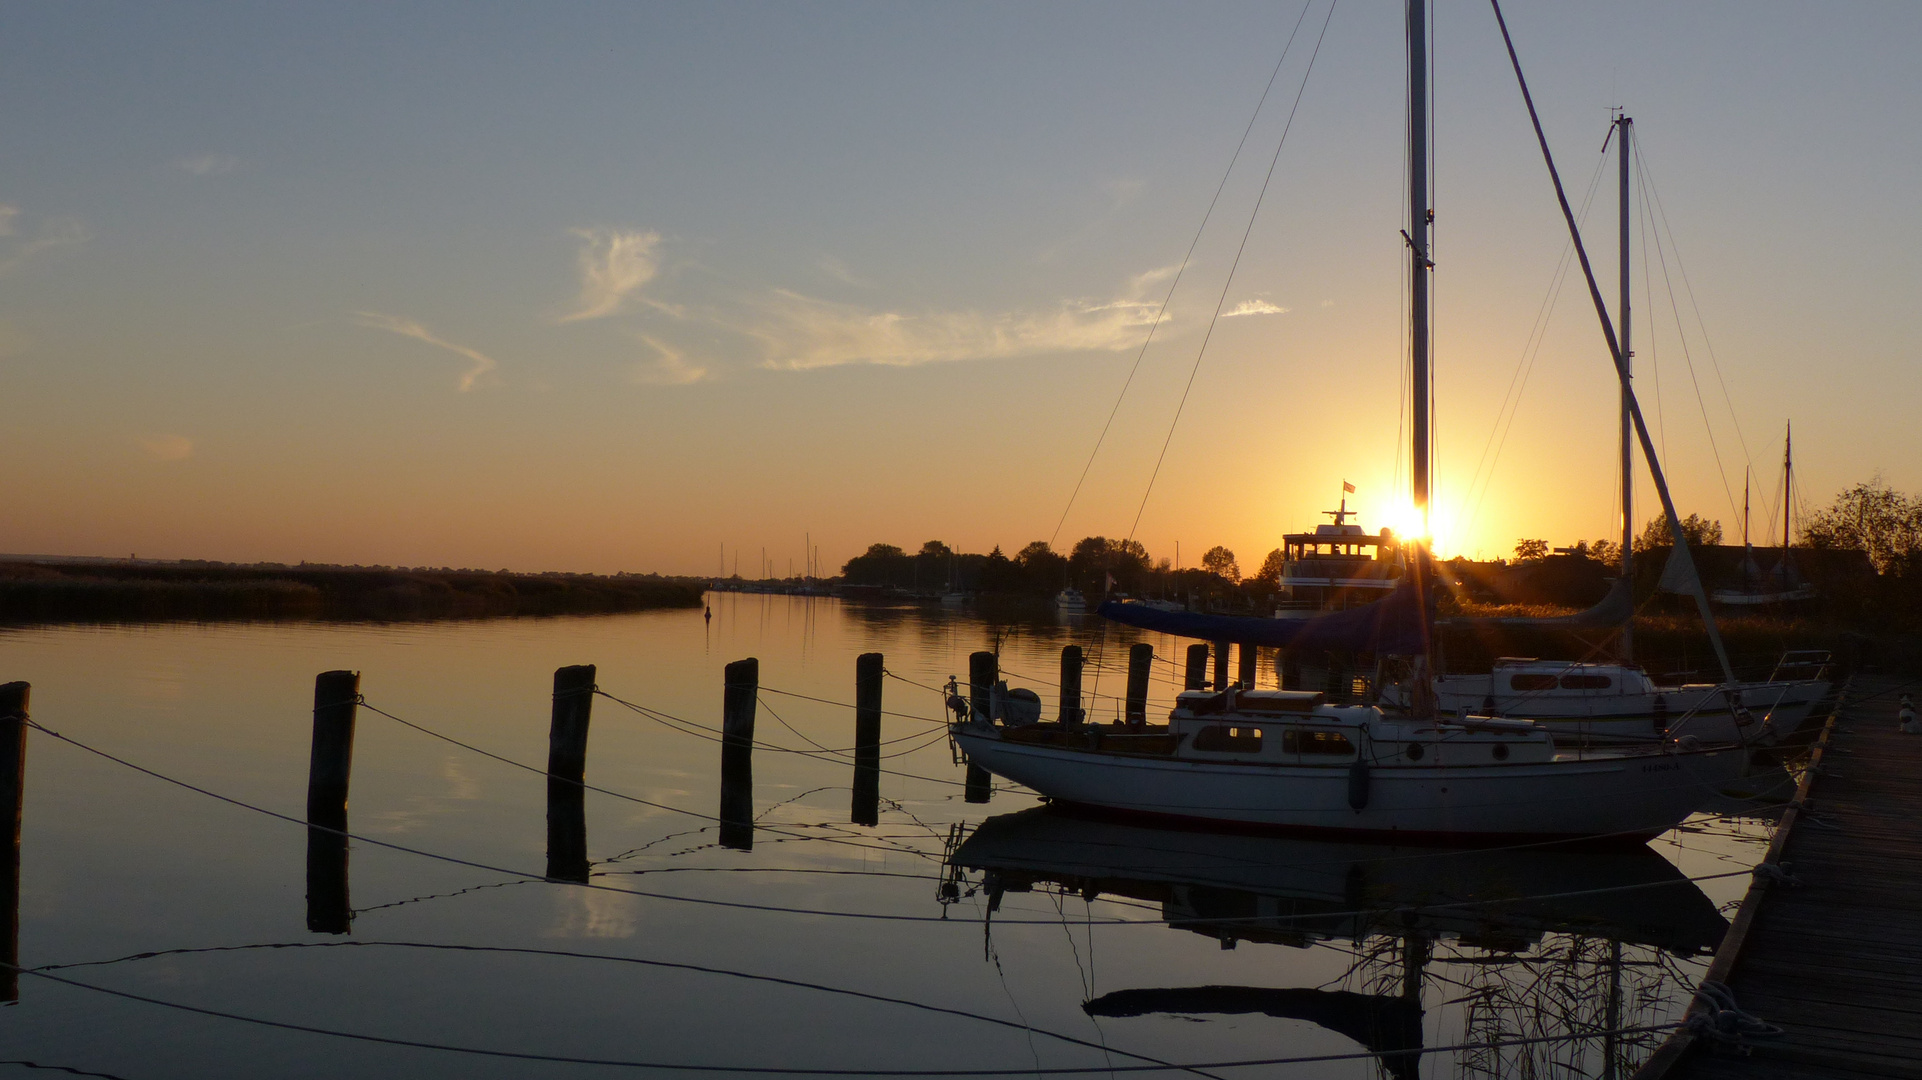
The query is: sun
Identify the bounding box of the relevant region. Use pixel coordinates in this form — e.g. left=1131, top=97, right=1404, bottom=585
left=1380, top=496, right=1458, bottom=558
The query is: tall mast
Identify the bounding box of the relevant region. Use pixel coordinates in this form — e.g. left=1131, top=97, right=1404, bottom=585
left=1407, top=0, right=1431, bottom=532
left=1783, top=421, right=1793, bottom=550
left=1615, top=113, right=1634, bottom=661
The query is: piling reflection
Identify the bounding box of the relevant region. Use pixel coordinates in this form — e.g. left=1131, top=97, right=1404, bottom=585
left=545, top=778, right=589, bottom=883
left=944, top=806, right=1727, bottom=1078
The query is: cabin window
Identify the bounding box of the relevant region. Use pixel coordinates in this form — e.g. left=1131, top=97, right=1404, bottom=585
left=1282, top=729, right=1354, bottom=755
left=1560, top=674, right=1613, bottom=690
left=1509, top=673, right=1559, bottom=692
left=1194, top=725, right=1264, bottom=753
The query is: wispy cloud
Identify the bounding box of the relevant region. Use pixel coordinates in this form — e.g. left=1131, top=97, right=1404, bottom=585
left=138, top=434, right=195, bottom=461
left=749, top=286, right=1165, bottom=371
left=816, top=255, right=875, bottom=289
left=1222, top=299, right=1289, bottom=318
left=174, top=154, right=238, bottom=176
left=556, top=228, right=661, bottom=323
left=632, top=335, right=708, bottom=386
left=0, top=208, right=88, bottom=273
left=353, top=312, right=499, bottom=391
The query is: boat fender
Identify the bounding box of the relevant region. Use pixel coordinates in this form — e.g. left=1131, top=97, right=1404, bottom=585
left=1347, top=759, right=1370, bottom=811
left=1899, top=695, right=1919, bottom=734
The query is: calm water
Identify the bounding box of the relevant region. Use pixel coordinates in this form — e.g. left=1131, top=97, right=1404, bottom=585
left=0, top=594, right=1782, bottom=1078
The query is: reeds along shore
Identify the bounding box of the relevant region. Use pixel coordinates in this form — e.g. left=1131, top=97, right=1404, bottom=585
left=0, top=562, right=704, bottom=624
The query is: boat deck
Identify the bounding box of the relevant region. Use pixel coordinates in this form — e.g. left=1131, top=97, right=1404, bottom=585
left=1641, top=674, right=1922, bottom=1079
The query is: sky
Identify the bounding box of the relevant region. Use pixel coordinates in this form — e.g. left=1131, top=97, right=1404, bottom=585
left=3, top=1, right=1918, bottom=575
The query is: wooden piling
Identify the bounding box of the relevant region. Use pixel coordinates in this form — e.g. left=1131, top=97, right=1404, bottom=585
left=1212, top=641, right=1229, bottom=691
left=1058, top=646, right=1084, bottom=728
left=851, top=652, right=882, bottom=827
left=723, top=658, right=758, bottom=747
left=547, top=665, right=597, bottom=785
left=0, top=682, right=27, bottom=999
left=543, top=665, right=596, bottom=882
left=964, top=651, right=997, bottom=802
left=306, top=670, right=360, bottom=825
left=1184, top=643, right=1209, bottom=691
left=968, top=652, right=996, bottom=724
left=305, top=670, right=358, bottom=935
left=719, top=659, right=758, bottom=849
left=1238, top=644, right=1258, bottom=689
left=1126, top=643, right=1152, bottom=725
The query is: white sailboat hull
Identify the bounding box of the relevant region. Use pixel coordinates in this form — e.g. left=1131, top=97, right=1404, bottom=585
left=955, top=725, right=1745, bottom=841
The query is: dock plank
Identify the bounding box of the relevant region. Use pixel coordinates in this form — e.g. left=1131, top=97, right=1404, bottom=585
left=1641, top=675, right=1922, bottom=1079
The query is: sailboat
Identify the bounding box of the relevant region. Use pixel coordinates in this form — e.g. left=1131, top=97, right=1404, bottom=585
left=950, top=1, right=1750, bottom=841
left=1395, top=120, right=1827, bottom=743
left=1712, top=422, right=1820, bottom=607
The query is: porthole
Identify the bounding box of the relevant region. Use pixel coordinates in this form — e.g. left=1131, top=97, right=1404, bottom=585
left=1491, top=743, right=1510, bottom=761
left=1405, top=743, right=1425, bottom=761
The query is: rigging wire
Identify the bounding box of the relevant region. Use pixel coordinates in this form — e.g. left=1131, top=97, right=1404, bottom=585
left=1128, top=0, right=1342, bottom=542
left=1634, top=147, right=1745, bottom=526
left=1046, top=0, right=1317, bottom=549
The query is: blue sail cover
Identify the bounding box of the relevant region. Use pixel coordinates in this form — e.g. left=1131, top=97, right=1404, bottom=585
left=1098, top=577, right=1431, bottom=654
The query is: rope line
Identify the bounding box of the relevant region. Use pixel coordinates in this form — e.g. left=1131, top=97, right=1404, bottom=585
left=0, top=964, right=1684, bottom=1076
left=24, top=941, right=1209, bottom=1076
left=1129, top=0, right=1340, bottom=542
left=1047, top=0, right=1317, bottom=550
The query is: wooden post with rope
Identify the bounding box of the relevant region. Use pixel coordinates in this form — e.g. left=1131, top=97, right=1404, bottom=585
left=1184, top=643, right=1209, bottom=691
left=1239, top=644, right=1258, bottom=689
left=1126, top=643, right=1152, bottom=725
left=546, top=665, right=596, bottom=883
left=306, top=670, right=359, bottom=934
left=1058, top=645, right=1084, bottom=728
left=720, top=659, right=758, bottom=849
left=0, top=682, right=26, bottom=1000
left=1212, top=641, right=1229, bottom=691
left=964, top=651, right=996, bottom=802
left=851, top=652, right=882, bottom=826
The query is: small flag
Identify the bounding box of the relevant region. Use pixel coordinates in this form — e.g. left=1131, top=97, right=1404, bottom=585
left=1105, top=572, right=1117, bottom=590
left=1342, top=480, right=1356, bottom=494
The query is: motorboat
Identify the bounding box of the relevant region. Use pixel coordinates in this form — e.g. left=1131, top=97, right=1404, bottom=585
left=1052, top=587, right=1086, bottom=613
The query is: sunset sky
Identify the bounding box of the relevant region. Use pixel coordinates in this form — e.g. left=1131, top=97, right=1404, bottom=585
left=3, top=2, right=1917, bottom=575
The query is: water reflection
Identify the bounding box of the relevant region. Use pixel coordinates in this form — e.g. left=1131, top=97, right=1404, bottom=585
left=946, top=806, right=1726, bottom=1078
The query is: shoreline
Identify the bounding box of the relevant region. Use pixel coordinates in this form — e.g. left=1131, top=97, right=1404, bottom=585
left=0, top=561, right=705, bottom=625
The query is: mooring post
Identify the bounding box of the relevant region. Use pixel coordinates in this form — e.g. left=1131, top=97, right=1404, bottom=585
left=1281, top=650, right=1302, bottom=691
left=307, top=670, right=360, bottom=824
left=1184, top=643, right=1208, bottom=691
left=306, top=670, right=358, bottom=935
left=1126, top=643, right=1152, bottom=725
left=968, top=651, right=997, bottom=724
left=1239, top=644, right=1258, bottom=689
left=963, top=651, right=997, bottom=803
left=1212, top=641, right=1229, bottom=691
left=723, top=658, right=758, bottom=748
left=547, top=665, right=597, bottom=784
left=544, top=665, right=597, bottom=883
left=851, top=652, right=883, bottom=826
left=720, top=659, right=758, bottom=849
left=0, top=682, right=27, bottom=1000
left=1058, top=646, right=1084, bottom=728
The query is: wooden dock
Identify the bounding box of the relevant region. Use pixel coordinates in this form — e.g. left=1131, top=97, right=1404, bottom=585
left=1639, top=674, right=1922, bottom=1079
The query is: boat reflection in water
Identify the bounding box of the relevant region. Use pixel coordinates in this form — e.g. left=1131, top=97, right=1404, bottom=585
left=943, top=807, right=1727, bottom=1079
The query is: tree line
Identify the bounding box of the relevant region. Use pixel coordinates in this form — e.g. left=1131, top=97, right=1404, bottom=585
left=839, top=537, right=1281, bottom=604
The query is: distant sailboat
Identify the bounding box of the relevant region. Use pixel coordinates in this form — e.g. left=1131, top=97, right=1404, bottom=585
left=1712, top=422, right=1818, bottom=607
